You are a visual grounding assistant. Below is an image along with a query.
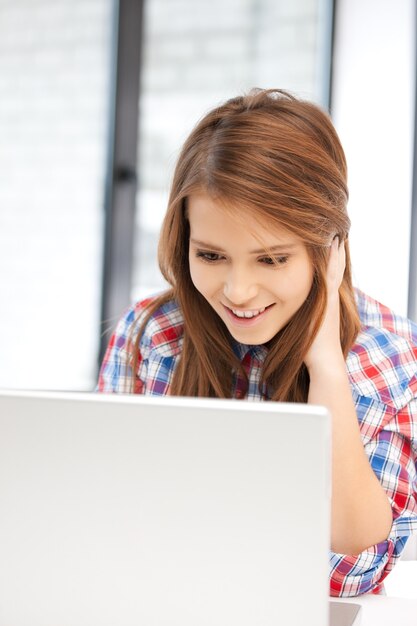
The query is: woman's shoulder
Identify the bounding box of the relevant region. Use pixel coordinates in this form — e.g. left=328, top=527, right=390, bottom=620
left=114, top=292, right=184, bottom=358
left=354, top=288, right=417, bottom=344
left=347, top=288, right=417, bottom=409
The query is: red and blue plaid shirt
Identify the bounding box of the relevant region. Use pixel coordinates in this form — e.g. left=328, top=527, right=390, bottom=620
left=98, top=288, right=417, bottom=597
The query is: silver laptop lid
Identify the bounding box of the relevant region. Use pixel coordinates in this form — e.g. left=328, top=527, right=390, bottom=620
left=0, top=391, right=331, bottom=626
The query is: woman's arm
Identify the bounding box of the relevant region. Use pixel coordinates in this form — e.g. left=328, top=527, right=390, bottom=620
left=305, top=238, right=392, bottom=555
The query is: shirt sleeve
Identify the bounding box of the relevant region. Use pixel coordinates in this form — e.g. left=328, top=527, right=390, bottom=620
left=329, top=402, right=417, bottom=596
left=96, top=304, right=148, bottom=394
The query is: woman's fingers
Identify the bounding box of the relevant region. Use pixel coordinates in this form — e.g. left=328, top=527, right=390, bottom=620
left=327, top=237, right=346, bottom=292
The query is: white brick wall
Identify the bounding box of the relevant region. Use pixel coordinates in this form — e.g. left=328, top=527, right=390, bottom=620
left=132, top=0, right=324, bottom=300
left=0, top=0, right=113, bottom=390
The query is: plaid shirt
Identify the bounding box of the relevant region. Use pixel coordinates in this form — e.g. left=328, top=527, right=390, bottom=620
left=98, top=289, right=417, bottom=597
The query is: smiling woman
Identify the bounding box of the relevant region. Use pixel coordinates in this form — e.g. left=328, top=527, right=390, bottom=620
left=125, top=88, right=359, bottom=402
left=187, top=193, right=313, bottom=346
left=98, top=89, right=417, bottom=599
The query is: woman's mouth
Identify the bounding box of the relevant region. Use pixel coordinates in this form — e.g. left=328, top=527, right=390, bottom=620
left=231, top=306, right=266, bottom=318
left=222, top=303, right=275, bottom=326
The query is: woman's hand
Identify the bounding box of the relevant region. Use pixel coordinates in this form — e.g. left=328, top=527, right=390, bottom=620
left=304, top=236, right=346, bottom=373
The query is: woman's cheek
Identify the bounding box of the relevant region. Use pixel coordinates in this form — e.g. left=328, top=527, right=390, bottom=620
left=189, top=262, right=209, bottom=294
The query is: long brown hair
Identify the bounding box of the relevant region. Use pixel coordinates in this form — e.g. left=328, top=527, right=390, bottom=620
left=130, top=88, right=361, bottom=401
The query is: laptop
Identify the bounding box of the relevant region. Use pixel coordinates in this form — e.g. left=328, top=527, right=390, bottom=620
left=0, top=390, right=361, bottom=625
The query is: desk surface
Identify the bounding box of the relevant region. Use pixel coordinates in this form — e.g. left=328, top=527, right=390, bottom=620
left=333, top=595, right=417, bottom=626
left=333, top=561, right=417, bottom=626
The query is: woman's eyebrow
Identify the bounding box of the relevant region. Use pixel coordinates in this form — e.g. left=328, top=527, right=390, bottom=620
left=190, top=239, right=226, bottom=252
left=190, top=238, right=298, bottom=254
left=250, top=243, right=298, bottom=254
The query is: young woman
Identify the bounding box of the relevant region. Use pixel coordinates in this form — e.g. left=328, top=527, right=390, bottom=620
left=98, top=89, right=417, bottom=597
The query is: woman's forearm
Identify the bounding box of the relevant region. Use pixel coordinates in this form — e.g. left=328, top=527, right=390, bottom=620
left=308, top=356, right=393, bottom=555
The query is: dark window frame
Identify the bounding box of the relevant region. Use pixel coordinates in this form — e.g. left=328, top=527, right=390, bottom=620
left=408, top=2, right=417, bottom=322
left=99, top=0, right=145, bottom=365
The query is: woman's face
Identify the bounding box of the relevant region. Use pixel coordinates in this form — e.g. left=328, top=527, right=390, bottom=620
left=188, top=192, right=314, bottom=345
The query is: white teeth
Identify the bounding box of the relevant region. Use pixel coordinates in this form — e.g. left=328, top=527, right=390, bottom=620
left=231, top=306, right=266, bottom=318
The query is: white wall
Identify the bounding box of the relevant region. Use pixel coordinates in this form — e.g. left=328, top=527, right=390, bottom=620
left=331, top=0, right=415, bottom=316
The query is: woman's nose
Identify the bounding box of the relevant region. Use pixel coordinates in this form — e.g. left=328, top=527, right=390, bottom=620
left=223, top=269, right=258, bottom=304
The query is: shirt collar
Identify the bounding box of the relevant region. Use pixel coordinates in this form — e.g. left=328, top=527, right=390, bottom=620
left=231, top=340, right=269, bottom=363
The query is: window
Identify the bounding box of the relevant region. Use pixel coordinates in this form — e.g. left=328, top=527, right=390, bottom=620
left=0, top=0, right=113, bottom=389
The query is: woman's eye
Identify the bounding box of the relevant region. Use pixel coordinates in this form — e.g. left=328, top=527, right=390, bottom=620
left=260, top=255, right=289, bottom=266
left=195, top=251, right=223, bottom=262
